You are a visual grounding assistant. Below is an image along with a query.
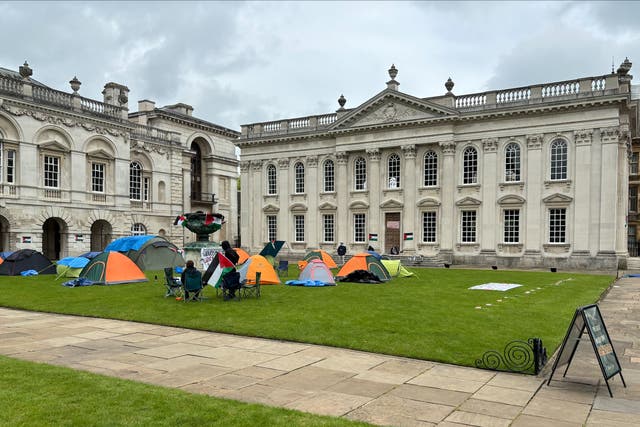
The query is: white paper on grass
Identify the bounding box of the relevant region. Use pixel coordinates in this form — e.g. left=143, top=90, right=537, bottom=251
left=468, top=283, right=522, bottom=291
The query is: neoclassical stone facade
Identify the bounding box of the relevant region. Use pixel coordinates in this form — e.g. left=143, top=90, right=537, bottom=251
left=238, top=61, right=637, bottom=270
left=0, top=62, right=239, bottom=260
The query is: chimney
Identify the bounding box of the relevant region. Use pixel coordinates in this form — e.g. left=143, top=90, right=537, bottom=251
left=102, top=82, right=130, bottom=110
left=138, top=99, right=156, bottom=112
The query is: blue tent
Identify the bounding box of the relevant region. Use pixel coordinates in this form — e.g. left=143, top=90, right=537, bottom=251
left=79, top=251, right=101, bottom=259
left=105, top=236, right=184, bottom=271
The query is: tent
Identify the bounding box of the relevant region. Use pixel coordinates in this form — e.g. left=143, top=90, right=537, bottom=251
left=79, top=251, right=148, bottom=285
left=233, top=248, right=250, bottom=264
left=0, top=249, right=56, bottom=275
left=79, top=251, right=101, bottom=259
left=104, top=236, right=184, bottom=271
left=202, top=252, right=236, bottom=287
left=296, top=259, right=335, bottom=285
left=238, top=255, right=280, bottom=285
left=303, top=250, right=337, bottom=269
left=259, top=240, right=285, bottom=258
left=381, top=259, right=415, bottom=278
left=337, top=252, right=391, bottom=282
left=56, top=256, right=91, bottom=278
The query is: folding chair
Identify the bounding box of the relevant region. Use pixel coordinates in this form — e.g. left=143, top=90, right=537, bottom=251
left=182, top=269, right=203, bottom=302
left=221, top=270, right=242, bottom=301
left=164, top=267, right=183, bottom=298
left=241, top=271, right=261, bottom=299
left=276, top=260, right=289, bottom=277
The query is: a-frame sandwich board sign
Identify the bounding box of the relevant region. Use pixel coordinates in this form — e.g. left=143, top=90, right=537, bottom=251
left=547, top=304, right=626, bottom=397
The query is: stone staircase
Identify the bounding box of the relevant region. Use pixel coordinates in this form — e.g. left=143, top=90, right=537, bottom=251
left=626, top=257, right=640, bottom=270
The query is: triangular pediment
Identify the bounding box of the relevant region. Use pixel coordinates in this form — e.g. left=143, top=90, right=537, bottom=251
left=542, top=193, right=573, bottom=204
left=318, top=202, right=337, bottom=211
left=331, top=89, right=457, bottom=130
left=39, top=140, right=70, bottom=152
left=87, top=149, right=115, bottom=160
left=263, top=203, right=280, bottom=213
left=349, top=200, right=369, bottom=209
left=289, top=202, right=308, bottom=212
left=497, top=195, right=526, bottom=205
left=455, top=196, right=482, bottom=207
left=380, top=198, right=404, bottom=209
left=417, top=197, right=441, bottom=207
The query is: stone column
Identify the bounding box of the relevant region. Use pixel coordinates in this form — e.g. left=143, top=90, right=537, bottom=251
left=573, top=130, right=593, bottom=255
left=617, top=127, right=630, bottom=256
left=598, top=128, right=620, bottom=255
left=306, top=156, right=319, bottom=248
left=239, top=161, right=251, bottom=249
left=439, top=141, right=456, bottom=255
left=251, top=160, right=263, bottom=251
left=402, top=144, right=416, bottom=253
left=525, top=134, right=544, bottom=256
left=480, top=138, right=497, bottom=255
left=336, top=152, right=349, bottom=245
left=278, top=158, right=290, bottom=247
left=366, top=148, right=381, bottom=248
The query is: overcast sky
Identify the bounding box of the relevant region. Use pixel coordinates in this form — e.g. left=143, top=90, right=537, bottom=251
left=1, top=1, right=639, bottom=131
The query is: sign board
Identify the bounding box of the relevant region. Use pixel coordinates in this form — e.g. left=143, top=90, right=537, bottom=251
left=547, top=304, right=625, bottom=397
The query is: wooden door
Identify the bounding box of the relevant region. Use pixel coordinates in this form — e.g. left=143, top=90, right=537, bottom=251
left=384, top=212, right=400, bottom=254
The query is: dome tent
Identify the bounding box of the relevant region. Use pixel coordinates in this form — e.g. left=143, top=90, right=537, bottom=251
left=104, top=236, right=184, bottom=271
left=303, top=250, right=337, bottom=269
left=337, top=252, right=391, bottom=282
left=0, top=249, right=56, bottom=276
left=79, top=252, right=147, bottom=285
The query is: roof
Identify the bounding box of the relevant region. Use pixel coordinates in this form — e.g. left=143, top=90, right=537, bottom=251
left=130, top=107, right=240, bottom=138
left=0, top=66, right=49, bottom=88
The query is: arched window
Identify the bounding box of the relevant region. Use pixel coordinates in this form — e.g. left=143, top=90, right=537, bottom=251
left=129, top=161, right=142, bottom=200
left=550, top=139, right=567, bottom=180
left=190, top=142, right=202, bottom=200
left=266, top=164, right=277, bottom=195
left=323, top=160, right=335, bottom=192
left=388, top=153, right=400, bottom=188
left=131, top=223, right=147, bottom=236
left=504, top=143, right=520, bottom=182
left=294, top=162, right=305, bottom=193
left=423, top=151, right=438, bottom=186
left=354, top=157, right=367, bottom=190
left=463, top=147, right=478, bottom=184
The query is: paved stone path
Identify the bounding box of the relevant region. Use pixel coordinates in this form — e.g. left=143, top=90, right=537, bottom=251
left=1, top=277, right=639, bottom=426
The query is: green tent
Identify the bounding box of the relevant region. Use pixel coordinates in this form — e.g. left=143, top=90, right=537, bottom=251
left=381, top=259, right=415, bottom=278
left=104, top=236, right=184, bottom=271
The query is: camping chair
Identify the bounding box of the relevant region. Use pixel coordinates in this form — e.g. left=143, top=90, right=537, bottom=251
left=241, top=272, right=261, bottom=299
left=164, top=267, right=183, bottom=298
left=221, top=270, right=242, bottom=300
left=182, top=269, right=204, bottom=302
left=277, top=260, right=288, bottom=277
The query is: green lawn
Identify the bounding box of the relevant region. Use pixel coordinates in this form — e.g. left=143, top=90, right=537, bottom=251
left=0, top=356, right=368, bottom=427
left=0, top=267, right=613, bottom=370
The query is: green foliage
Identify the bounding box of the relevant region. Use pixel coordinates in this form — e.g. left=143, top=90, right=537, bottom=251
left=0, top=268, right=612, bottom=370
left=0, top=356, right=368, bottom=426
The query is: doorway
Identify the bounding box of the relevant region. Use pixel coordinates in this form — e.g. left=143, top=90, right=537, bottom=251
left=43, top=218, right=65, bottom=260
left=385, top=212, right=401, bottom=254
left=91, top=220, right=112, bottom=252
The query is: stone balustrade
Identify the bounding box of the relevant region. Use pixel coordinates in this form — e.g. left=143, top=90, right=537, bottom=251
left=242, top=112, right=337, bottom=137
left=131, top=123, right=180, bottom=144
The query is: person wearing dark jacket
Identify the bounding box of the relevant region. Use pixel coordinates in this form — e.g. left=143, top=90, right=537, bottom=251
left=221, top=241, right=240, bottom=299
left=181, top=260, right=202, bottom=301
left=221, top=241, right=239, bottom=265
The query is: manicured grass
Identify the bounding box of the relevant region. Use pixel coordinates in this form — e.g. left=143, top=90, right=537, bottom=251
left=0, top=268, right=613, bottom=370
left=0, top=356, right=368, bottom=427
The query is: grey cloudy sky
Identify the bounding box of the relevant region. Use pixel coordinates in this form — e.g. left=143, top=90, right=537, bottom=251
left=1, top=1, right=639, bottom=130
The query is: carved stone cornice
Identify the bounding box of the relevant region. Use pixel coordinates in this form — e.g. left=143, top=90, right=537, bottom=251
left=526, top=134, right=544, bottom=150
left=336, top=152, right=348, bottom=164
left=239, top=161, right=251, bottom=172
left=131, top=140, right=170, bottom=159
left=574, top=129, right=593, bottom=146
left=401, top=144, right=416, bottom=159
left=306, top=155, right=318, bottom=167
left=482, top=138, right=498, bottom=153
left=366, top=148, right=381, bottom=161
left=277, top=158, right=290, bottom=169
left=600, top=127, right=620, bottom=144
left=439, top=141, right=456, bottom=155
left=251, top=160, right=264, bottom=171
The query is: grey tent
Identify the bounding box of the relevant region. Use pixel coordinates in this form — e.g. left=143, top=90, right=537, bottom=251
left=104, top=236, right=184, bottom=271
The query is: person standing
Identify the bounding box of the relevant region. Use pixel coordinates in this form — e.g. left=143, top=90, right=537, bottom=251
left=221, top=240, right=239, bottom=265
left=337, top=242, right=347, bottom=265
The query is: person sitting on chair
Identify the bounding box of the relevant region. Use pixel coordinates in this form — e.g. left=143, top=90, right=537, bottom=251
left=221, top=240, right=239, bottom=265
left=181, top=260, right=202, bottom=301
left=222, top=268, right=241, bottom=301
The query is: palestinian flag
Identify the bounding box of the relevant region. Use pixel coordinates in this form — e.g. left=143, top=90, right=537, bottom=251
left=403, top=232, right=414, bottom=241
left=203, top=252, right=235, bottom=288
left=173, top=215, right=186, bottom=226
left=205, top=213, right=224, bottom=226
left=368, top=233, right=378, bottom=242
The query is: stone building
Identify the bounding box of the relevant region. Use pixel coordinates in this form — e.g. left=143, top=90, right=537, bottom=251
left=238, top=61, right=637, bottom=270
left=0, top=62, right=239, bottom=260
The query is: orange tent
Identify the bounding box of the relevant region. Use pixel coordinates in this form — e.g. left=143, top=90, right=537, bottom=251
left=80, top=252, right=148, bottom=285
left=303, top=250, right=337, bottom=269
left=238, top=255, right=280, bottom=285
left=337, top=252, right=391, bottom=282
left=233, top=248, right=250, bottom=264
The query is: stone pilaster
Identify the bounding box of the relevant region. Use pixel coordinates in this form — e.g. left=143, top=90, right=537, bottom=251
left=277, top=158, right=290, bottom=247
left=573, top=129, right=592, bottom=253
left=439, top=141, right=456, bottom=253
left=599, top=128, right=620, bottom=254
left=306, top=156, right=318, bottom=248
left=481, top=138, right=497, bottom=254
left=251, top=160, right=263, bottom=250
left=525, top=134, right=543, bottom=254
left=402, top=144, right=416, bottom=253
left=239, top=161, right=251, bottom=248
left=336, top=152, right=348, bottom=244
left=367, top=148, right=381, bottom=247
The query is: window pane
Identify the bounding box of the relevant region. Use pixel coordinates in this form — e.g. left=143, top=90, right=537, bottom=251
left=505, top=143, right=521, bottom=181
left=267, top=165, right=277, bottom=195
left=130, top=162, right=142, bottom=200
left=267, top=215, right=277, bottom=241
left=44, top=156, right=59, bottom=188
left=549, top=208, right=566, bottom=243
left=324, top=160, right=334, bottom=192
left=388, top=153, right=400, bottom=188
left=6, top=150, right=14, bottom=184
left=463, top=147, right=477, bottom=184
left=294, top=215, right=305, bottom=242
left=323, top=214, right=334, bottom=242
left=422, top=211, right=436, bottom=243
left=503, top=209, right=520, bottom=243
left=131, top=223, right=147, bottom=236
left=354, top=157, right=366, bottom=190
left=550, top=140, right=567, bottom=180
left=631, top=152, right=639, bottom=175
left=354, top=213, right=366, bottom=242
left=424, top=151, right=438, bottom=186
left=92, top=163, right=105, bottom=193
left=295, top=162, right=305, bottom=193
left=461, top=211, right=476, bottom=243
left=630, top=187, right=638, bottom=213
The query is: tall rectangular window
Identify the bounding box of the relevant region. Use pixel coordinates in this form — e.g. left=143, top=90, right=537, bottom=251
left=92, top=163, right=105, bottom=193
left=143, top=177, right=150, bottom=201
left=294, top=215, right=305, bottom=242
left=461, top=210, right=476, bottom=243
left=549, top=208, right=567, bottom=243
left=423, top=151, right=438, bottom=186
left=503, top=209, right=520, bottom=243
left=631, top=152, right=639, bottom=175
left=550, top=140, right=567, bottom=180
left=323, top=214, right=334, bottom=243
left=267, top=215, right=277, bottom=241
left=354, top=213, right=366, bottom=242
left=630, top=186, right=638, bottom=213
left=323, top=160, right=335, bottom=192
left=6, top=150, right=15, bottom=184
left=295, top=162, right=305, bottom=194
left=44, top=155, right=59, bottom=188
left=422, top=211, right=436, bottom=243
left=267, top=164, right=277, bottom=195
left=354, top=157, right=366, bottom=190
